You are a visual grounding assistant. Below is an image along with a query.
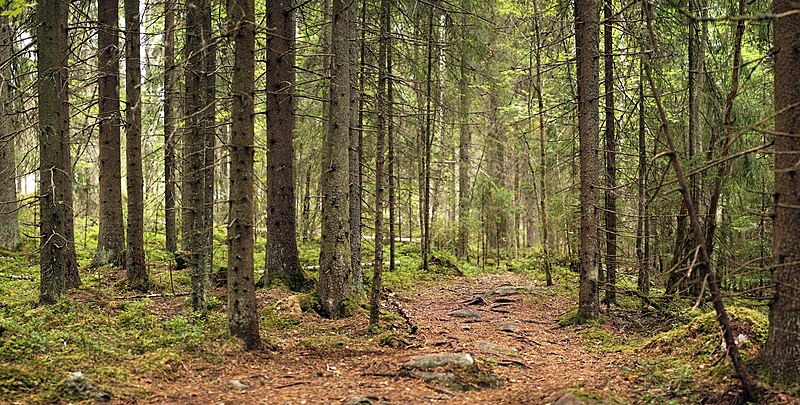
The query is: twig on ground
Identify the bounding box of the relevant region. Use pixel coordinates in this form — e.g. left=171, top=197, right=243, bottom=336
left=114, top=292, right=190, bottom=300
left=0, top=273, right=34, bottom=281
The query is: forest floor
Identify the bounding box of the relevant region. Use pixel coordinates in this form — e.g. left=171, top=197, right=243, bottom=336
left=3, top=245, right=799, bottom=404
left=130, top=272, right=637, bottom=404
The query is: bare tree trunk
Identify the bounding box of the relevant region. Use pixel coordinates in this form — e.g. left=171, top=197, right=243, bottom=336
left=370, top=0, right=390, bottom=328
left=349, top=0, right=364, bottom=292
left=203, top=5, right=215, bottom=285
left=94, top=0, right=125, bottom=268
left=533, top=2, right=552, bottom=286
left=318, top=0, right=354, bottom=318
left=125, top=0, right=148, bottom=290
left=164, top=0, right=177, bottom=254
left=575, top=0, right=600, bottom=319
left=388, top=38, right=396, bottom=273
left=184, top=0, right=210, bottom=311
left=636, top=28, right=649, bottom=303
left=763, top=0, right=800, bottom=383
left=264, top=0, right=304, bottom=291
left=603, top=0, right=616, bottom=306
left=0, top=14, right=19, bottom=251
left=38, top=0, right=76, bottom=303
left=421, top=4, right=435, bottom=271
left=227, top=0, right=261, bottom=350
left=456, top=12, right=470, bottom=259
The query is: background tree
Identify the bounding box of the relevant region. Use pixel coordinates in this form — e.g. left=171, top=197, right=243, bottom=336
left=0, top=13, right=19, bottom=251
left=163, top=0, right=177, bottom=254
left=263, top=0, right=304, bottom=291
left=94, top=0, right=125, bottom=268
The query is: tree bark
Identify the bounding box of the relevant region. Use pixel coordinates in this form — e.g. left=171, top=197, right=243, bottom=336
left=456, top=16, right=470, bottom=259
left=533, top=2, right=552, bottom=286
left=349, top=0, right=363, bottom=293
left=763, top=0, right=800, bottom=382
left=94, top=0, right=125, bottom=268
left=164, top=0, right=177, bottom=254
left=0, top=14, right=19, bottom=251
left=575, top=0, right=600, bottom=319
left=38, top=0, right=74, bottom=303
left=184, top=0, right=210, bottom=311
left=318, top=0, right=354, bottom=318
left=603, top=0, right=616, bottom=306
left=264, top=0, right=305, bottom=291
left=227, top=0, right=262, bottom=350
left=203, top=4, right=215, bottom=286
left=125, top=0, right=148, bottom=290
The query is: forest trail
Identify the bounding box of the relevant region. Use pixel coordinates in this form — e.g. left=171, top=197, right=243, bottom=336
left=129, top=273, right=637, bottom=404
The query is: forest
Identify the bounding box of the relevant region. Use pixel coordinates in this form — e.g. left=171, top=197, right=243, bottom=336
left=0, top=0, right=798, bottom=402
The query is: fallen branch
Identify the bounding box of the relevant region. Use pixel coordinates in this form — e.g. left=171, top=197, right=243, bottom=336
left=114, top=292, right=190, bottom=300
left=425, top=384, right=456, bottom=396
left=0, top=273, right=34, bottom=281
left=275, top=381, right=309, bottom=389
left=384, top=287, right=418, bottom=334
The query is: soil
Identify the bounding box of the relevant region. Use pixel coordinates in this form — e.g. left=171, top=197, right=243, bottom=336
left=119, top=273, right=639, bottom=404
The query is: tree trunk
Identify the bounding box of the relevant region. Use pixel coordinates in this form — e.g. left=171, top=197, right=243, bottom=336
left=264, top=0, right=305, bottom=291
left=0, top=14, right=19, bottom=251
left=763, top=0, right=800, bottom=382
left=227, top=0, right=261, bottom=350
left=318, top=0, right=354, bottom=318
left=603, top=0, right=616, bottom=306
left=533, top=1, right=552, bottom=286
left=203, top=5, right=215, bottom=286
left=370, top=0, right=390, bottom=328
left=94, top=0, right=125, bottom=268
left=38, top=0, right=75, bottom=303
left=164, top=0, right=177, bottom=254
left=184, top=0, right=210, bottom=311
left=456, top=30, right=470, bottom=260
left=125, top=0, right=148, bottom=290
left=575, top=0, right=600, bottom=319
left=349, top=0, right=364, bottom=293
left=388, top=38, right=396, bottom=273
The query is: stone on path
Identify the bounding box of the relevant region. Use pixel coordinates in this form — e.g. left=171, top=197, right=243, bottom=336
left=228, top=379, right=249, bottom=391
left=407, top=353, right=475, bottom=370
left=553, top=393, right=585, bottom=405
left=489, top=286, right=529, bottom=297
left=449, top=308, right=481, bottom=319
left=499, top=322, right=520, bottom=332
left=475, top=340, right=518, bottom=356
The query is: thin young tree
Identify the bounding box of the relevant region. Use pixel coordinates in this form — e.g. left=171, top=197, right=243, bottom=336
left=370, top=0, right=390, bottom=328
left=602, top=0, right=616, bottom=306
left=227, top=0, right=261, bottom=350
left=263, top=0, right=305, bottom=291
left=575, top=0, right=600, bottom=319
left=456, top=7, right=470, bottom=260
left=763, top=0, right=800, bottom=383
left=318, top=0, right=354, bottom=318
left=163, top=0, right=177, bottom=254
left=124, top=0, right=148, bottom=290
left=38, top=0, right=75, bottom=303
left=349, top=0, right=363, bottom=293
left=94, top=0, right=125, bottom=268
left=0, top=14, right=19, bottom=251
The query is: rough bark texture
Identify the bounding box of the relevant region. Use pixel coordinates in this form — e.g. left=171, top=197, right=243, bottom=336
left=124, top=0, right=148, bottom=290
left=575, top=0, right=600, bottom=319
left=203, top=9, right=215, bottom=286
left=94, top=0, right=125, bottom=268
left=227, top=0, right=261, bottom=350
left=603, top=0, right=616, bottom=306
left=349, top=0, right=363, bottom=293
left=37, top=0, right=73, bottom=303
left=387, top=36, right=396, bottom=273
left=184, top=0, right=210, bottom=311
left=763, top=0, right=800, bottom=382
left=264, top=0, right=304, bottom=291
left=456, top=32, right=470, bottom=259
left=164, top=0, right=177, bottom=254
left=318, top=0, right=354, bottom=318
left=370, top=0, right=389, bottom=328
left=0, top=15, right=19, bottom=251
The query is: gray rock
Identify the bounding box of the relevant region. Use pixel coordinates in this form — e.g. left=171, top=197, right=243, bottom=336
left=409, top=370, right=456, bottom=384
left=61, top=372, right=110, bottom=401
left=228, top=379, right=249, bottom=390
left=408, top=352, right=475, bottom=370
left=490, top=286, right=529, bottom=296
left=499, top=322, right=520, bottom=332
left=553, top=393, right=585, bottom=405
left=474, top=340, right=518, bottom=355
left=449, top=308, right=481, bottom=319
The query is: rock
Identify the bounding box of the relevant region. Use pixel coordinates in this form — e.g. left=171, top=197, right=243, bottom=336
left=228, top=379, right=249, bottom=390
left=409, top=370, right=456, bottom=384
left=499, top=322, right=520, bottom=332
left=408, top=353, right=475, bottom=370
left=474, top=340, right=518, bottom=355
left=553, top=393, right=585, bottom=405
left=61, top=372, right=110, bottom=400
left=449, top=308, right=481, bottom=319
left=489, top=286, right=529, bottom=297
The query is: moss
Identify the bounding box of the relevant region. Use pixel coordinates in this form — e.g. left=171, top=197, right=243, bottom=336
left=298, top=291, right=320, bottom=313
left=558, top=308, right=596, bottom=327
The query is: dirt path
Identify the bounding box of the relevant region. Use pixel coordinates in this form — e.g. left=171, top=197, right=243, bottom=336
left=131, top=273, right=635, bottom=404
